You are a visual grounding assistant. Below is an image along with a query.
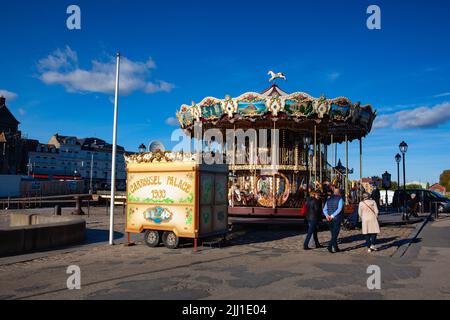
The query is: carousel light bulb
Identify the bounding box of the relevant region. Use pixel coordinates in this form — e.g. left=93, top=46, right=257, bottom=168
left=303, top=136, right=311, bottom=147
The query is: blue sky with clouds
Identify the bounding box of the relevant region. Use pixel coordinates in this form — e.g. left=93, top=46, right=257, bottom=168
left=1, top=0, right=450, bottom=183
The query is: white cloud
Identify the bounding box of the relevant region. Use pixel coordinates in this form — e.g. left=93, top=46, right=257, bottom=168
left=146, top=80, right=176, bottom=93
left=433, top=92, right=450, bottom=98
left=327, top=72, right=341, bottom=81
left=165, top=117, right=179, bottom=126
left=18, top=108, right=26, bottom=116
left=37, top=46, right=174, bottom=95
left=374, top=102, right=450, bottom=129
left=0, top=90, right=18, bottom=101
left=38, top=46, right=78, bottom=71
left=373, top=115, right=391, bottom=129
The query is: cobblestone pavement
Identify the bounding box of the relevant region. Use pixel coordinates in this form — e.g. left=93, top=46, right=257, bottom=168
left=0, top=207, right=448, bottom=300
left=228, top=223, right=416, bottom=257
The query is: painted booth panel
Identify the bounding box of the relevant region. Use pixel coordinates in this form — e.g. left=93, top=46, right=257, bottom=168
left=126, top=159, right=228, bottom=239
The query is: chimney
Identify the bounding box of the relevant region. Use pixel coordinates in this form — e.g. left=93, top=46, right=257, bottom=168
left=0, top=96, right=5, bottom=106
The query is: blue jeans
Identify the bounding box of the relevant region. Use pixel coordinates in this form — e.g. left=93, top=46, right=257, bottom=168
left=304, top=219, right=320, bottom=248
left=328, top=215, right=342, bottom=250
left=365, top=234, right=377, bottom=247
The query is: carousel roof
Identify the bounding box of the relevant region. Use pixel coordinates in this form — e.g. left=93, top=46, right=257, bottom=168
left=176, top=78, right=377, bottom=144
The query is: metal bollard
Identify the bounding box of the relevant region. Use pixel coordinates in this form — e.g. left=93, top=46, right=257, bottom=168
left=71, top=196, right=85, bottom=215
left=54, top=205, right=62, bottom=216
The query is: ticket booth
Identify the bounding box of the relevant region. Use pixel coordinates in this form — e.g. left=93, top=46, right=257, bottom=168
left=125, top=152, right=228, bottom=249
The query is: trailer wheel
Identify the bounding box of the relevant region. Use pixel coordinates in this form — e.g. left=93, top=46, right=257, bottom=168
left=162, top=231, right=179, bottom=249
left=144, top=230, right=160, bottom=247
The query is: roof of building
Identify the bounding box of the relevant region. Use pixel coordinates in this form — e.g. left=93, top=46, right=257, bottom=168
left=79, top=137, right=125, bottom=152
left=260, top=84, right=289, bottom=97
left=429, top=183, right=446, bottom=191
left=0, top=132, right=7, bottom=143
left=0, top=97, right=20, bottom=125
left=53, top=133, right=79, bottom=145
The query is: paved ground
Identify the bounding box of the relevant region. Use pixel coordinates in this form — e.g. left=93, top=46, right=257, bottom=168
left=0, top=207, right=449, bottom=300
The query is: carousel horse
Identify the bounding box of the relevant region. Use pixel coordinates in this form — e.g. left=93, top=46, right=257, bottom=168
left=268, top=71, right=286, bottom=82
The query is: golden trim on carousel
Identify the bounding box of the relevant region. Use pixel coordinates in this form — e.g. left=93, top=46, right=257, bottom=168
left=175, top=73, right=377, bottom=216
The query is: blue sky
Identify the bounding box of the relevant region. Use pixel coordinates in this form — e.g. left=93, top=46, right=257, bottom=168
left=1, top=0, right=450, bottom=183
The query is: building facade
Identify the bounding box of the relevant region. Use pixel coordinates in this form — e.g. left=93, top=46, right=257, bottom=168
left=27, top=134, right=128, bottom=191
left=429, top=183, right=446, bottom=195
left=0, top=96, right=27, bottom=174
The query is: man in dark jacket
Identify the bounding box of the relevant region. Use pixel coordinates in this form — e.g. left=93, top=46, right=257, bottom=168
left=303, top=191, right=323, bottom=250
left=371, top=186, right=381, bottom=210
left=406, top=193, right=419, bottom=219
left=323, top=188, right=344, bottom=253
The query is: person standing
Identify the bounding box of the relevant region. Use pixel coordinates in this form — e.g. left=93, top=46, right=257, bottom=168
left=323, top=188, right=344, bottom=253
left=371, top=186, right=381, bottom=210
left=303, top=191, right=323, bottom=250
left=407, top=193, right=419, bottom=218
left=358, top=192, right=380, bottom=253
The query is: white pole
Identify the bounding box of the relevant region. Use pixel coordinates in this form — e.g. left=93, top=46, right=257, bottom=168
left=109, top=52, right=120, bottom=245
left=89, top=153, right=94, bottom=194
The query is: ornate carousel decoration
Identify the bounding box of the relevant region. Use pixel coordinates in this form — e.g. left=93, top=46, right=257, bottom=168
left=175, top=72, right=377, bottom=216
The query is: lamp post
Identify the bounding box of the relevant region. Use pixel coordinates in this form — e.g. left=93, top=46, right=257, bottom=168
left=109, top=52, right=121, bottom=246
left=138, top=143, right=146, bottom=153
left=89, top=153, right=94, bottom=195
left=27, top=159, right=33, bottom=176
left=395, top=153, right=401, bottom=213
left=399, top=141, right=408, bottom=214
left=303, top=136, right=311, bottom=197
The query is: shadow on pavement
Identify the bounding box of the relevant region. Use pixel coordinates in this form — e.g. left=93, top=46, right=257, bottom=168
left=225, top=223, right=307, bottom=247
left=337, top=235, right=398, bottom=252
left=85, top=229, right=124, bottom=244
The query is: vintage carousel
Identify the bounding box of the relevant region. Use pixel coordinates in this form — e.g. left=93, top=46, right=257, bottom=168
left=176, top=72, right=376, bottom=217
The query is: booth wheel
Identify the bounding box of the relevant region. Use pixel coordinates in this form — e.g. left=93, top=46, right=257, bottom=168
left=144, top=230, right=160, bottom=247
left=162, top=231, right=179, bottom=249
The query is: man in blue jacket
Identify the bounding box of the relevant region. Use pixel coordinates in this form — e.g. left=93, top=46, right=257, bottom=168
left=323, top=188, right=344, bottom=253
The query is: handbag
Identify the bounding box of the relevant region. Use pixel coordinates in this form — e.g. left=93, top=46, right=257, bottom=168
left=301, top=203, right=308, bottom=216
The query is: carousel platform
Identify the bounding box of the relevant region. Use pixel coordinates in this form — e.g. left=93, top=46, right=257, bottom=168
left=228, top=211, right=426, bottom=226
left=229, top=205, right=357, bottom=218
left=229, top=206, right=303, bottom=218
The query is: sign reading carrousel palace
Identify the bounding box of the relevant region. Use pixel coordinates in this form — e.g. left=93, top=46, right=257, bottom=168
left=125, top=151, right=228, bottom=249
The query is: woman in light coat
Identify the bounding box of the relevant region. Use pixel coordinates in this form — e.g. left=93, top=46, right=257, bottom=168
left=358, top=193, right=381, bottom=252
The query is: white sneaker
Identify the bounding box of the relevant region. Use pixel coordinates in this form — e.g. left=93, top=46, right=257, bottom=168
left=368, top=248, right=372, bottom=253
left=370, top=245, right=378, bottom=251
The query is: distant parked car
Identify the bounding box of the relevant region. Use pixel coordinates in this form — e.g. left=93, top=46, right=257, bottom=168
left=392, top=189, right=450, bottom=213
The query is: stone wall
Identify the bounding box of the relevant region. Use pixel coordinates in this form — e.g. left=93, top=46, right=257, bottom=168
left=0, top=213, right=86, bottom=257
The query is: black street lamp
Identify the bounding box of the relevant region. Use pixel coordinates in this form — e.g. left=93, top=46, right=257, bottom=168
left=303, top=136, right=311, bottom=197
left=138, top=143, right=146, bottom=154
left=395, top=153, right=401, bottom=188
left=399, top=141, right=408, bottom=213
left=395, top=153, right=401, bottom=212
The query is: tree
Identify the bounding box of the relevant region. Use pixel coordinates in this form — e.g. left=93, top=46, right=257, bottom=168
left=440, top=170, right=450, bottom=191
left=389, top=181, right=398, bottom=190
left=406, top=184, right=422, bottom=190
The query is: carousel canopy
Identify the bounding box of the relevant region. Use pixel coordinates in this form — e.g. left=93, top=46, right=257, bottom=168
left=176, top=79, right=377, bottom=144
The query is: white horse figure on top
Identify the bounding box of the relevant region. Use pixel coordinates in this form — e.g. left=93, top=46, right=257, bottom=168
left=268, top=70, right=287, bottom=82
